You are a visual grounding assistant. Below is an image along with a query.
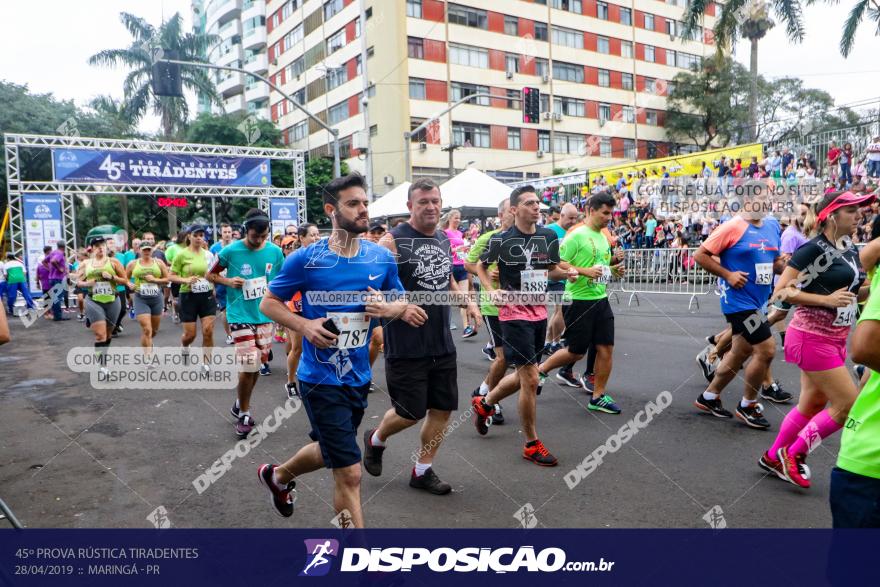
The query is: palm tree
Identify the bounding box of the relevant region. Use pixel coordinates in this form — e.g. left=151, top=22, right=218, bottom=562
left=89, top=12, right=221, bottom=138
left=89, top=12, right=221, bottom=234
left=684, top=1, right=786, bottom=143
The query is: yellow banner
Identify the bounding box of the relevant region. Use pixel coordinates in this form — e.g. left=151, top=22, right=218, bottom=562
left=588, top=143, right=764, bottom=186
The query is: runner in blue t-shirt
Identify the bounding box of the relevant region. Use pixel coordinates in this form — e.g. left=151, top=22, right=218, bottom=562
left=256, top=173, right=422, bottom=526
left=693, top=182, right=785, bottom=429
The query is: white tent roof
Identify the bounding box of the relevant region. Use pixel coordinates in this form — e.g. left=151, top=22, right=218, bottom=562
left=368, top=181, right=410, bottom=219
left=439, top=168, right=512, bottom=211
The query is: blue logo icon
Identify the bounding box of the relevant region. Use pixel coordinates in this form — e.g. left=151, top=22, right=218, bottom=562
left=300, top=539, right=339, bottom=577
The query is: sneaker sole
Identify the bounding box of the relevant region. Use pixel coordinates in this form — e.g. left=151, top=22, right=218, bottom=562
left=696, top=355, right=715, bottom=383
left=257, top=465, right=293, bottom=518
left=693, top=400, right=733, bottom=418
left=523, top=455, right=558, bottom=467
left=555, top=373, right=582, bottom=388
left=757, top=456, right=786, bottom=481
left=461, top=332, right=477, bottom=339
left=759, top=392, right=792, bottom=404
left=588, top=405, right=621, bottom=414
left=735, top=410, right=770, bottom=429
left=409, top=480, right=452, bottom=495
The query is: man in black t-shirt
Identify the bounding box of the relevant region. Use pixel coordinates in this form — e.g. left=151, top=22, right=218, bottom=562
left=472, top=186, right=568, bottom=466
left=362, top=178, right=481, bottom=495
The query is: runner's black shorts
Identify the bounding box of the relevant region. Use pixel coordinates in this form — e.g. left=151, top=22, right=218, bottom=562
left=725, top=309, right=773, bottom=345
left=500, top=319, right=547, bottom=366
left=484, top=314, right=502, bottom=349
left=563, top=298, right=615, bottom=354
left=385, top=353, right=458, bottom=420
left=300, top=380, right=370, bottom=469
left=170, top=282, right=181, bottom=297
left=179, top=291, right=217, bottom=322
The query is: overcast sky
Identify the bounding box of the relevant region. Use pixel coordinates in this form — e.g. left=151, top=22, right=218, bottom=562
left=1, top=1, right=877, bottom=135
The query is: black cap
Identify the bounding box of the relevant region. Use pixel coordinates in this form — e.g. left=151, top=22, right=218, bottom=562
left=368, top=222, right=386, bottom=232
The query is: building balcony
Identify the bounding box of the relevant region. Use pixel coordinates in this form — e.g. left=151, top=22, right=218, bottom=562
left=223, top=93, right=246, bottom=113
left=206, top=0, right=241, bottom=30
left=217, top=72, right=245, bottom=97
left=216, top=43, right=243, bottom=66
left=244, top=53, right=268, bottom=75
left=241, top=0, right=265, bottom=22
left=216, top=18, right=241, bottom=40
left=244, top=83, right=270, bottom=102
left=242, top=27, right=267, bottom=50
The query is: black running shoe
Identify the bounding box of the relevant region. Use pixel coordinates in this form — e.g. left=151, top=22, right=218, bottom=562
left=760, top=381, right=792, bottom=404
left=735, top=402, right=770, bottom=429
left=490, top=403, right=505, bottom=425
left=481, top=345, right=496, bottom=361
left=230, top=399, right=240, bottom=419
left=409, top=467, right=452, bottom=495
left=257, top=464, right=296, bottom=517
left=696, top=345, right=716, bottom=383
left=694, top=394, right=733, bottom=418
left=362, top=428, right=385, bottom=477
left=285, top=382, right=299, bottom=399
left=556, top=370, right=582, bottom=388
left=259, top=363, right=271, bottom=376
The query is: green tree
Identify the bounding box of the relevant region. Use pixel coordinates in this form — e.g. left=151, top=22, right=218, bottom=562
left=89, top=12, right=220, bottom=139
left=305, top=157, right=350, bottom=226
left=665, top=56, right=750, bottom=150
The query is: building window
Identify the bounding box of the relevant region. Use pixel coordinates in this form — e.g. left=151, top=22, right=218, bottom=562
left=624, top=139, right=636, bottom=158
left=552, top=25, right=583, bottom=49
left=448, top=4, right=487, bottom=29
left=328, top=101, right=348, bottom=125
left=647, top=141, right=658, bottom=158
left=370, top=124, right=378, bottom=137
left=408, top=37, right=424, bottom=59
left=504, top=15, right=519, bottom=35
left=451, top=82, right=490, bottom=105
left=506, top=53, right=519, bottom=73
left=551, top=0, right=582, bottom=12
left=598, top=103, right=611, bottom=122
left=553, top=132, right=585, bottom=155
left=508, top=128, right=521, bottom=150
left=538, top=130, right=550, bottom=152
left=622, top=72, right=634, bottom=90
left=597, top=1, right=608, bottom=20
left=622, top=106, right=635, bottom=123
left=323, top=0, right=343, bottom=21
left=326, top=66, right=347, bottom=90
left=598, top=69, right=610, bottom=87
left=644, top=45, right=655, bottom=62
left=646, top=110, right=658, bottom=126
left=327, top=29, right=345, bottom=55
left=449, top=43, right=489, bottom=67
left=506, top=89, right=522, bottom=109
left=644, top=13, right=654, bottom=30
left=554, top=96, right=585, bottom=117
left=553, top=61, right=583, bottom=82
left=534, top=22, right=548, bottom=41
left=355, top=54, right=363, bottom=75
left=282, top=1, right=296, bottom=19
left=292, top=120, right=307, bottom=142
left=597, top=36, right=610, bottom=54
left=539, top=93, right=550, bottom=113
left=621, top=40, right=633, bottom=58
left=600, top=137, right=611, bottom=157
left=284, top=24, right=304, bottom=49
left=406, top=0, right=422, bottom=18
left=409, top=78, right=426, bottom=99
left=285, top=57, right=305, bottom=79
left=452, top=122, right=490, bottom=148
left=620, top=7, right=632, bottom=25
left=535, top=58, right=549, bottom=78
left=643, top=77, right=656, bottom=93
left=676, top=52, right=700, bottom=70
left=292, top=88, right=305, bottom=104
left=410, top=118, right=428, bottom=142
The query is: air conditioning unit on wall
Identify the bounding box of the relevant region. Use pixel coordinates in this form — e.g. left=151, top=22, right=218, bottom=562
left=536, top=150, right=544, bottom=158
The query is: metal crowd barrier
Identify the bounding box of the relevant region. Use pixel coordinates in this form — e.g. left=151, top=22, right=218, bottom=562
left=616, top=247, right=717, bottom=312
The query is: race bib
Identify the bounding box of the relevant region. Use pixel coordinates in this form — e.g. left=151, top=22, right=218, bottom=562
left=93, top=281, right=113, bottom=296
left=833, top=302, right=857, bottom=327
left=139, top=283, right=160, bottom=297
left=242, top=276, right=267, bottom=301
left=594, top=265, right=613, bottom=285
left=192, top=278, right=212, bottom=294
left=520, top=269, right=548, bottom=293
left=754, top=263, right=773, bottom=285
left=328, top=312, right=370, bottom=349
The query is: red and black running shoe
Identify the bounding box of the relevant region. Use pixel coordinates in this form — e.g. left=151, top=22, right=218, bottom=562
left=523, top=439, right=558, bottom=467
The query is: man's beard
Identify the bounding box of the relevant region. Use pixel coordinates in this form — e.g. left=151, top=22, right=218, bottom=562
left=337, top=214, right=368, bottom=234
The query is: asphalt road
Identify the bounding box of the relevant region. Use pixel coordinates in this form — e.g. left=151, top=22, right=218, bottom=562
left=1, top=293, right=840, bottom=529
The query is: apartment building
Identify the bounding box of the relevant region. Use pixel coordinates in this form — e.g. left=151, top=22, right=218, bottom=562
left=267, top=0, right=719, bottom=195
left=193, top=0, right=271, bottom=118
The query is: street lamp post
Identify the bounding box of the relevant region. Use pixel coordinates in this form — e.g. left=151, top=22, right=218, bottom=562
left=159, top=58, right=342, bottom=178
left=403, top=92, right=510, bottom=182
